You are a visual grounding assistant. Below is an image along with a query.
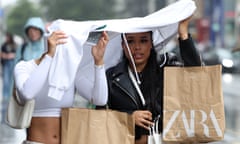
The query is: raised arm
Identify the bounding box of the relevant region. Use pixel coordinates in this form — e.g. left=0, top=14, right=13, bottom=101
left=178, top=15, right=201, bottom=66
left=14, top=31, right=68, bottom=101
left=75, top=31, right=109, bottom=105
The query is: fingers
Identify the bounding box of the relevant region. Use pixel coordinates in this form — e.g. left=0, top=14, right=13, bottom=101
left=141, top=111, right=152, bottom=121
left=49, top=30, right=68, bottom=46
left=48, top=31, right=67, bottom=46
left=139, top=118, right=153, bottom=130
left=92, top=31, right=109, bottom=65
left=96, top=31, right=109, bottom=48
left=178, top=15, right=192, bottom=40
left=133, top=110, right=153, bottom=130
left=101, top=31, right=109, bottom=42
left=47, top=30, right=68, bottom=57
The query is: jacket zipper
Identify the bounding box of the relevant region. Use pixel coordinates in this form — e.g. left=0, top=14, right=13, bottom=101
left=113, top=81, right=140, bottom=109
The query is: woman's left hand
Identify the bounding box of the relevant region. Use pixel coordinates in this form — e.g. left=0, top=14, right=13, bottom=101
left=178, top=14, right=193, bottom=40
left=92, top=31, right=109, bottom=66
left=132, top=110, right=153, bottom=130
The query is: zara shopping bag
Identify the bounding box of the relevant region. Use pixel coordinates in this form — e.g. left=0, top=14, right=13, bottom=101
left=163, top=65, right=225, bottom=143
left=6, top=87, right=35, bottom=129
left=61, top=108, right=135, bottom=144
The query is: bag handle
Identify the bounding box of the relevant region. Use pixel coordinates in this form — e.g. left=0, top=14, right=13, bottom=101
left=12, top=83, right=24, bottom=106
left=149, top=115, right=161, bottom=135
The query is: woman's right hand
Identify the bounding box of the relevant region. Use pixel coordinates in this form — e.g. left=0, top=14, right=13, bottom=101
left=132, top=110, right=153, bottom=130
left=47, top=30, right=68, bottom=57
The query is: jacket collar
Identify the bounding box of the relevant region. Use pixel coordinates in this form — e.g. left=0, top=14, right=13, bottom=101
left=110, top=60, right=142, bottom=108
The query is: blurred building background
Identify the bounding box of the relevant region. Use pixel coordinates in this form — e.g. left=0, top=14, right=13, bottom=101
left=0, top=0, right=240, bottom=50
left=0, top=0, right=240, bottom=143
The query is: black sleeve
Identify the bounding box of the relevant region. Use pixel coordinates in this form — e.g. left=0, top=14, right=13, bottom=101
left=95, top=105, right=107, bottom=109
left=178, top=34, right=202, bottom=66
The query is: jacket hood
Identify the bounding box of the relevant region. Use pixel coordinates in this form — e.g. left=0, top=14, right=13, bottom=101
left=24, top=17, right=45, bottom=36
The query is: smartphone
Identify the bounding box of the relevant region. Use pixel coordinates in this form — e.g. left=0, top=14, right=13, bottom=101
left=86, top=31, right=102, bottom=46
left=86, top=25, right=107, bottom=46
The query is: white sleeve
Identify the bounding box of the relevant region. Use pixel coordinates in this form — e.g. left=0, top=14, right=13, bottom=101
left=14, top=55, right=53, bottom=101
left=75, top=65, right=108, bottom=106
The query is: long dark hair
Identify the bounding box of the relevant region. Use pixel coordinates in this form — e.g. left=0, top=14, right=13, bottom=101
left=121, top=32, right=163, bottom=119
left=141, top=49, right=162, bottom=119
left=120, top=31, right=154, bottom=66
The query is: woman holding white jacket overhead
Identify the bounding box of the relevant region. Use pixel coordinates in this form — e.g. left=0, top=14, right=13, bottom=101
left=13, top=30, right=109, bottom=144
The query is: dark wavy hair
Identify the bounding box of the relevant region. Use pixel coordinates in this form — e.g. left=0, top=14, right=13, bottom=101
left=120, top=31, right=154, bottom=62
left=121, top=31, right=163, bottom=125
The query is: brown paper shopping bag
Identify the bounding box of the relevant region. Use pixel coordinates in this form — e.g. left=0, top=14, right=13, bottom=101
left=61, top=108, right=135, bottom=144
left=163, top=65, right=225, bottom=143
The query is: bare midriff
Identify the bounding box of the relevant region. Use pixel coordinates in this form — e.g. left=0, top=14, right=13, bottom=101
left=27, top=117, right=60, bottom=144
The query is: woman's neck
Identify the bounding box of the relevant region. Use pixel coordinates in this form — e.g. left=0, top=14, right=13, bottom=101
left=129, top=63, right=147, bottom=73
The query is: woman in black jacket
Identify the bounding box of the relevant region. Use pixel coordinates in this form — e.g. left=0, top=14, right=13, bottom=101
left=98, top=16, right=201, bottom=144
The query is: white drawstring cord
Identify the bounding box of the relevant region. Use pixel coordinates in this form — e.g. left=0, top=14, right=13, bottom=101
left=122, top=33, right=145, bottom=106
left=128, top=67, right=146, bottom=106
left=122, top=33, right=141, bottom=84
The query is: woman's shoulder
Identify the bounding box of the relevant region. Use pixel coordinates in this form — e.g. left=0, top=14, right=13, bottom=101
left=106, top=61, right=128, bottom=80
left=107, top=60, right=126, bottom=72
left=15, top=59, right=37, bottom=72
left=16, top=59, right=36, bottom=66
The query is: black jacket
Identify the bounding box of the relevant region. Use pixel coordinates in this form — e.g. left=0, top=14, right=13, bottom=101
left=98, top=35, right=201, bottom=139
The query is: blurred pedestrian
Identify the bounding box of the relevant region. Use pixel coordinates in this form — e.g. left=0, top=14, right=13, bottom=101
left=1, top=32, right=17, bottom=122
left=15, top=17, right=46, bottom=62
left=1, top=32, right=17, bottom=99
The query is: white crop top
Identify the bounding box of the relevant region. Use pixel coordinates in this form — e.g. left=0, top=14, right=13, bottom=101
left=14, top=55, right=108, bottom=117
